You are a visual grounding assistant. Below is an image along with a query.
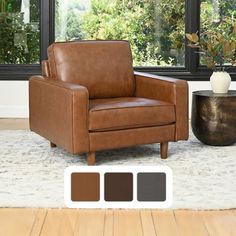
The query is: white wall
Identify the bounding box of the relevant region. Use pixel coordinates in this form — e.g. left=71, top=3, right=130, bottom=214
left=0, top=81, right=29, bottom=118
left=0, top=81, right=236, bottom=118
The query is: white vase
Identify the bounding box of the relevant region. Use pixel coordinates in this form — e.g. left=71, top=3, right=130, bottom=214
left=210, top=71, right=231, bottom=94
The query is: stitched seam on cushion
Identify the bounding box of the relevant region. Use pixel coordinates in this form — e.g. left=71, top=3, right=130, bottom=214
left=89, top=104, right=174, bottom=112
left=89, top=121, right=176, bottom=131
left=89, top=122, right=176, bottom=132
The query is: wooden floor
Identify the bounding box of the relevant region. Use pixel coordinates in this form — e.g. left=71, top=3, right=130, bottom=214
left=0, top=209, right=236, bottom=236
left=0, top=119, right=236, bottom=236
left=0, top=118, right=29, bottom=130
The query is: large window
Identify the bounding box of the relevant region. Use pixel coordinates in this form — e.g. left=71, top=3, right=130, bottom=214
left=0, top=0, right=40, bottom=64
left=55, top=0, right=185, bottom=67
left=0, top=0, right=235, bottom=80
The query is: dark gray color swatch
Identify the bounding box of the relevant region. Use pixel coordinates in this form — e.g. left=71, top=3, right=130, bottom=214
left=137, top=172, right=166, bottom=201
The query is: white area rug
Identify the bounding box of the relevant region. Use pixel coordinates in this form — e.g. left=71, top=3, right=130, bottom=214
left=0, top=130, right=236, bottom=209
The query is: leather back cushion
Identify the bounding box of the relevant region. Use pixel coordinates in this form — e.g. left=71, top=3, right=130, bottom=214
left=47, top=40, right=135, bottom=98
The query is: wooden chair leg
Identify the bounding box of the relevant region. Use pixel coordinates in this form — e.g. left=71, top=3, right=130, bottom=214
left=50, top=142, right=57, bottom=148
left=87, top=152, right=96, bottom=165
left=160, top=142, right=168, bottom=159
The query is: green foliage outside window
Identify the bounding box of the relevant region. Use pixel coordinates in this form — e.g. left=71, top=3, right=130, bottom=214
left=0, top=0, right=235, bottom=66
left=56, top=0, right=185, bottom=66
left=81, top=0, right=159, bottom=66
left=0, top=0, right=40, bottom=64
left=55, top=0, right=235, bottom=67
left=200, top=0, right=236, bottom=66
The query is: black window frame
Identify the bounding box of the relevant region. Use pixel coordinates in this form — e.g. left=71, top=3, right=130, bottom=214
left=0, top=0, right=235, bottom=81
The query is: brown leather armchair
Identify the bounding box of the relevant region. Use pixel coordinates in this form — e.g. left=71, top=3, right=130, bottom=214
left=29, top=40, right=188, bottom=165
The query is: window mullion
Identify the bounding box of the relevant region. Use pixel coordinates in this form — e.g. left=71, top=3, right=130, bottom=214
left=185, top=0, right=200, bottom=73
left=41, top=0, right=55, bottom=61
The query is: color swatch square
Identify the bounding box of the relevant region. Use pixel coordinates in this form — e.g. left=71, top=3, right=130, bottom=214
left=137, top=172, right=166, bottom=201
left=71, top=173, right=100, bottom=201
left=104, top=173, right=133, bottom=201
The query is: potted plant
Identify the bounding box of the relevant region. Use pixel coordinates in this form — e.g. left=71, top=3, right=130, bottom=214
left=186, top=22, right=236, bottom=93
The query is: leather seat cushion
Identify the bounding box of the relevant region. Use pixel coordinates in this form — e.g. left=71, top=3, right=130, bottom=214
left=89, top=97, right=175, bottom=131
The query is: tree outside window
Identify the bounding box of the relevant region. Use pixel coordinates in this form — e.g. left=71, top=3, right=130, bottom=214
left=200, top=0, right=236, bottom=66
left=0, top=0, right=40, bottom=64
left=55, top=0, right=185, bottom=67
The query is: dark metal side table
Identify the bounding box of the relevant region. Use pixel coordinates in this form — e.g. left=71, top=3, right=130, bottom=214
left=191, top=90, right=236, bottom=146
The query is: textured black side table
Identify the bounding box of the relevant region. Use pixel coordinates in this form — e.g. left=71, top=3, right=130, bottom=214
left=191, top=90, right=236, bottom=146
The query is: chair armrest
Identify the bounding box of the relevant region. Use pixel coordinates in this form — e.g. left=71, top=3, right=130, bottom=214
left=29, top=76, right=89, bottom=153
left=134, top=71, right=189, bottom=141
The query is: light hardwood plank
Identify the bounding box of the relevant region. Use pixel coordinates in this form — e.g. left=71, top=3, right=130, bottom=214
left=40, top=209, right=63, bottom=236
left=202, top=210, right=236, bottom=236
left=0, top=118, right=29, bottom=130
left=152, top=210, right=179, bottom=236
left=0, top=208, right=235, bottom=236
left=74, top=210, right=105, bottom=236
left=174, top=210, right=209, bottom=236
left=114, top=210, right=143, bottom=236
left=232, top=209, right=236, bottom=218
left=104, top=210, right=114, bottom=236
left=0, top=208, right=37, bottom=236
left=30, top=209, right=47, bottom=236
left=58, top=209, right=77, bottom=236
left=140, top=210, right=156, bottom=236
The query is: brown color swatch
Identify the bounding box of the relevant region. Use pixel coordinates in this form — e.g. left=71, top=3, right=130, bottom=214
left=104, top=173, right=133, bottom=201
left=71, top=173, right=100, bottom=201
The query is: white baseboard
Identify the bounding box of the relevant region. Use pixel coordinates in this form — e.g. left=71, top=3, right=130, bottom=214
left=0, top=105, right=29, bottom=118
